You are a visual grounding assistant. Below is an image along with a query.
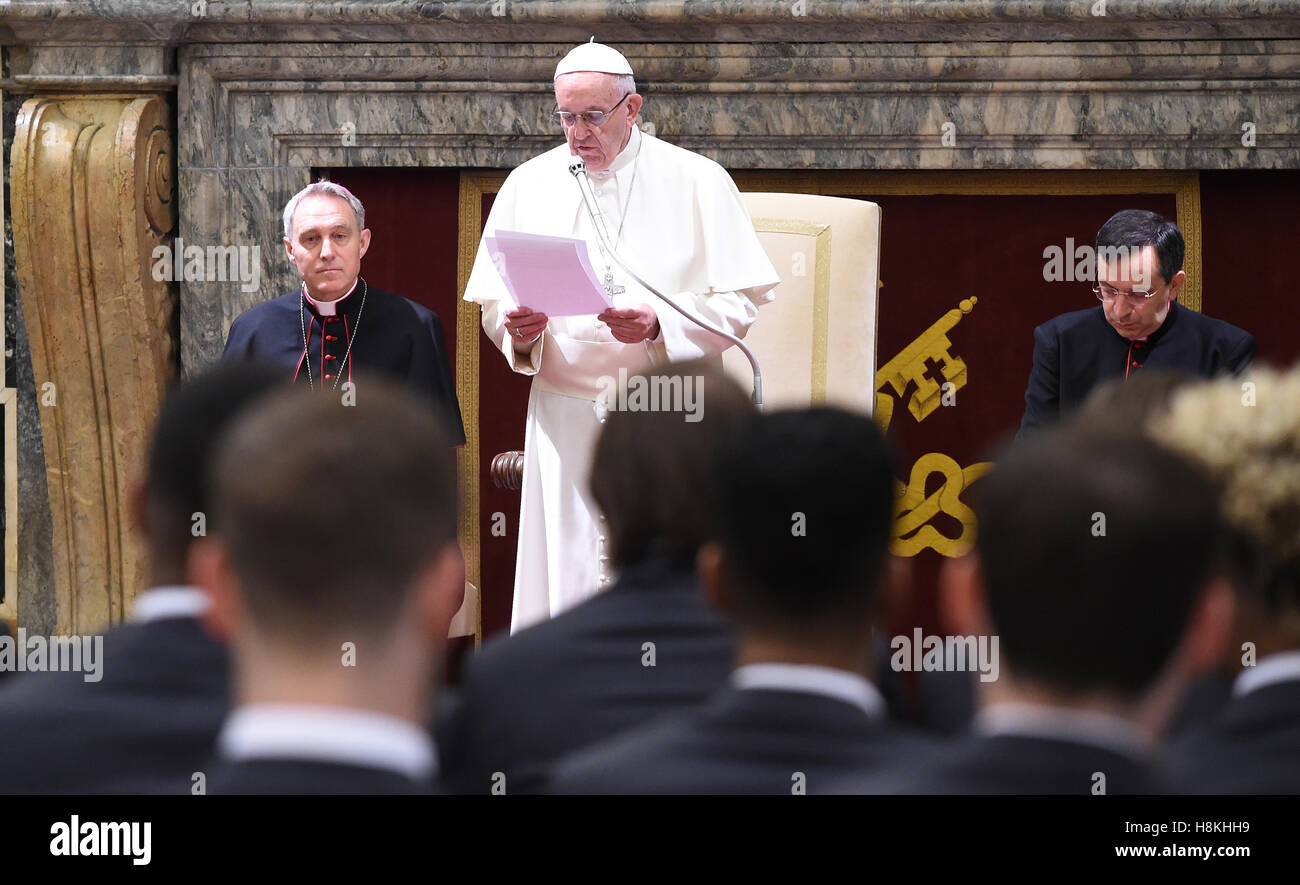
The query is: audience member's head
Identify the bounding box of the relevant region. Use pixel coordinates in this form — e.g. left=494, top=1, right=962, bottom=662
left=1070, top=368, right=1199, bottom=434
left=700, top=406, right=896, bottom=645
left=946, top=425, right=1233, bottom=727
left=1151, top=366, right=1300, bottom=656
left=194, top=376, right=463, bottom=715
left=133, top=362, right=285, bottom=586
left=590, top=361, right=755, bottom=571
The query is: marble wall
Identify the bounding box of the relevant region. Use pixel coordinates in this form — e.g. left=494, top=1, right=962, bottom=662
left=3, top=0, right=1299, bottom=630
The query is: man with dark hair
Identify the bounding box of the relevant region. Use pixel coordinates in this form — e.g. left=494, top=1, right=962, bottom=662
left=438, top=362, right=751, bottom=794
left=851, top=427, right=1234, bottom=794
left=0, top=363, right=283, bottom=794
left=223, top=180, right=465, bottom=445
left=1018, top=209, right=1253, bottom=437
left=550, top=406, right=933, bottom=794
left=192, top=377, right=463, bottom=794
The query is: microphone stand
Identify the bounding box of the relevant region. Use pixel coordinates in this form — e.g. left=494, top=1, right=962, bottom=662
left=568, top=157, right=764, bottom=407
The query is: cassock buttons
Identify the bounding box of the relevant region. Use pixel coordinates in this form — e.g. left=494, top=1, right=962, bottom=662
left=326, top=334, right=339, bottom=342
left=325, top=374, right=336, bottom=381
left=325, top=354, right=337, bottom=361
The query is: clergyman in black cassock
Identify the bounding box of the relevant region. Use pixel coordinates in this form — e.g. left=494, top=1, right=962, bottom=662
left=1018, top=210, right=1253, bottom=438
left=223, top=279, right=464, bottom=444
left=222, top=179, right=464, bottom=444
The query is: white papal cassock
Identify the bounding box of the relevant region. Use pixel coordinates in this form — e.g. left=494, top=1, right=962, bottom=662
left=464, top=125, right=780, bottom=632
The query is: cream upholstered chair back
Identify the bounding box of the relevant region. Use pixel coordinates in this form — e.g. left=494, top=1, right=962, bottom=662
left=727, top=192, right=881, bottom=412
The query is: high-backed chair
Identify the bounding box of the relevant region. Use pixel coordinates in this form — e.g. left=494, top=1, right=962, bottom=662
left=491, top=192, right=883, bottom=490
left=729, top=192, right=881, bottom=411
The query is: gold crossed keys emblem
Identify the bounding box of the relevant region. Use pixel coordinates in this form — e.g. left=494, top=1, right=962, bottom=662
left=874, top=297, right=992, bottom=557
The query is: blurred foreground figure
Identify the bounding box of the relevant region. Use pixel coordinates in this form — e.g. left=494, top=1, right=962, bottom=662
left=439, top=363, right=751, bottom=794
left=0, top=364, right=282, bottom=794
left=848, top=426, right=1233, bottom=794
left=1153, top=366, right=1300, bottom=793
left=194, top=378, right=462, bottom=794
left=552, top=407, right=935, bottom=794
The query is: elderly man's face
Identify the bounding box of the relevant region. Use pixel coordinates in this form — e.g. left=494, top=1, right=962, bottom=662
left=284, top=194, right=371, bottom=301
left=1098, top=244, right=1183, bottom=341
left=555, top=72, right=642, bottom=173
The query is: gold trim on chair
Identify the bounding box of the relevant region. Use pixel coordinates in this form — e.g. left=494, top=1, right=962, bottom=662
left=750, top=218, right=832, bottom=403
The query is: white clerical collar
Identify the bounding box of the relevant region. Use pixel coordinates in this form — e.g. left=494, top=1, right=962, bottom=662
left=218, top=704, right=436, bottom=781
left=976, top=701, right=1146, bottom=757
left=731, top=662, right=886, bottom=719
left=1233, top=651, right=1300, bottom=698
left=588, top=124, right=642, bottom=181
left=130, top=585, right=209, bottom=623
left=302, top=279, right=358, bottom=316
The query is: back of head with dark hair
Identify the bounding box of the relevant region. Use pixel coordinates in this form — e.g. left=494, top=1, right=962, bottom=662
left=1096, top=209, right=1184, bottom=285
left=208, top=375, right=458, bottom=645
left=975, top=426, right=1223, bottom=699
left=144, top=362, right=286, bottom=568
left=713, top=406, right=896, bottom=631
left=589, top=362, right=755, bottom=570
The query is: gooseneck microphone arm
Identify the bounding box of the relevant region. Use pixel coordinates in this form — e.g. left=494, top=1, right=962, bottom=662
left=568, top=156, right=763, bottom=407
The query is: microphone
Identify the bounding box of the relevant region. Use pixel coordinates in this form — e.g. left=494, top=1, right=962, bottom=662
left=568, top=156, right=763, bottom=406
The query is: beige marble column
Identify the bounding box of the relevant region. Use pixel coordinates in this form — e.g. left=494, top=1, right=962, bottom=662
left=11, top=95, right=176, bottom=632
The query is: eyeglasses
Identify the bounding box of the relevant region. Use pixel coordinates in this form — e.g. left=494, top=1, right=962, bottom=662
left=554, top=93, right=632, bottom=129
left=1093, top=282, right=1166, bottom=308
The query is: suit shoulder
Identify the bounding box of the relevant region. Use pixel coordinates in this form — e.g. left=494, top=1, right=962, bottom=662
left=227, top=292, right=301, bottom=335
left=462, top=606, right=588, bottom=683
left=1180, top=305, right=1253, bottom=343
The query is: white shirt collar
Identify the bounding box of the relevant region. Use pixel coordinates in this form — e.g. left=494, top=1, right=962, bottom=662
left=587, top=124, right=642, bottom=181
left=1233, top=651, right=1300, bottom=697
left=976, top=701, right=1146, bottom=757
left=302, top=278, right=358, bottom=316
left=218, top=704, right=436, bottom=781
left=731, top=663, right=886, bottom=719
left=130, top=585, right=209, bottom=624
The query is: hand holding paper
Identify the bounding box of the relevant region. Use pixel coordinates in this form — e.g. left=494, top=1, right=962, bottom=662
left=486, top=230, right=615, bottom=317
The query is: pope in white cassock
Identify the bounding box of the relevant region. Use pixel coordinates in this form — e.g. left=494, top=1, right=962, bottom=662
left=464, top=41, right=780, bottom=632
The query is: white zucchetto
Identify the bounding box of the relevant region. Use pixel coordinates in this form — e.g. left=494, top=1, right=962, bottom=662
left=554, top=38, right=635, bottom=79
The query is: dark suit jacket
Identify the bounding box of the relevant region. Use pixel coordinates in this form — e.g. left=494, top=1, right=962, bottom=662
left=0, top=616, right=228, bottom=794
left=206, top=758, right=436, bottom=795
left=548, top=686, right=937, bottom=795
left=222, top=282, right=465, bottom=444
left=847, top=733, right=1156, bottom=795
left=1018, top=302, right=1255, bottom=436
left=437, top=558, right=733, bottom=794
left=1160, top=678, right=1300, bottom=794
